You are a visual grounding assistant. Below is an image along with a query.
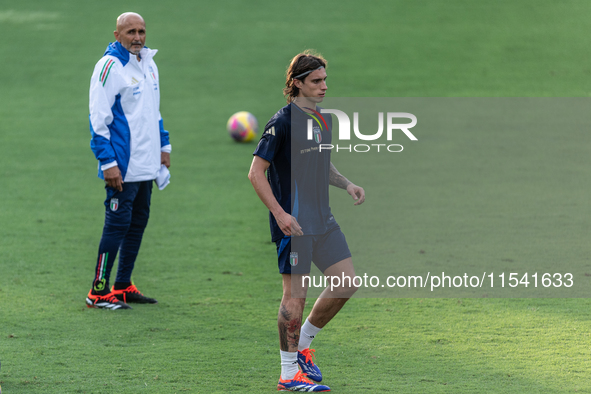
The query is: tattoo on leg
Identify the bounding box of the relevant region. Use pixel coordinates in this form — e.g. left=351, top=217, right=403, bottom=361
left=278, top=303, right=301, bottom=351
left=279, top=303, right=292, bottom=351
left=280, top=304, right=291, bottom=321
left=279, top=325, right=289, bottom=351
left=286, top=318, right=301, bottom=349
left=286, top=318, right=301, bottom=332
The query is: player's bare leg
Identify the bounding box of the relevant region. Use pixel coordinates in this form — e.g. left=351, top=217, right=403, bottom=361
left=289, top=257, right=358, bottom=383
left=279, top=273, right=308, bottom=351
left=277, top=273, right=332, bottom=390
left=307, top=257, right=358, bottom=328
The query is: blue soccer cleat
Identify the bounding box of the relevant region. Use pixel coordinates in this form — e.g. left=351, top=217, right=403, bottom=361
left=297, top=348, right=323, bottom=382
left=277, top=370, right=330, bottom=392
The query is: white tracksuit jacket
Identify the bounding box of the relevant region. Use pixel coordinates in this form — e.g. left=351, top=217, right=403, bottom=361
left=89, top=41, right=171, bottom=182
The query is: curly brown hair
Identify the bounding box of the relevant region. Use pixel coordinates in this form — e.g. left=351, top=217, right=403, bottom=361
left=283, top=50, right=327, bottom=103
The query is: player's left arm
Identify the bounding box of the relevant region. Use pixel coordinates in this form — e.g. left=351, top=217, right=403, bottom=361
left=329, top=162, right=365, bottom=205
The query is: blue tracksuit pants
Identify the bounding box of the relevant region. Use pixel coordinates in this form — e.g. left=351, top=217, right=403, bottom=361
left=92, top=181, right=152, bottom=291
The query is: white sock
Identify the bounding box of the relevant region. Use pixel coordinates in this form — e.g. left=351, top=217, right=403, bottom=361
left=298, top=318, right=322, bottom=351
left=280, top=350, right=299, bottom=380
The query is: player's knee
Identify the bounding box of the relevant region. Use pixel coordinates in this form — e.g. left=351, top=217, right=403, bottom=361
left=282, top=287, right=307, bottom=303
left=328, top=272, right=359, bottom=298
left=338, top=281, right=359, bottom=298
left=279, top=296, right=305, bottom=317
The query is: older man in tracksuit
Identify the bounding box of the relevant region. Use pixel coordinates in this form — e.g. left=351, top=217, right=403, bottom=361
left=86, top=12, right=171, bottom=310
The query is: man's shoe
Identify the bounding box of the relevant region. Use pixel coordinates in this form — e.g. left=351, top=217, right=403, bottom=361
left=298, top=348, right=322, bottom=382
left=111, top=284, right=158, bottom=304
left=277, top=370, right=330, bottom=392
left=86, top=290, right=131, bottom=310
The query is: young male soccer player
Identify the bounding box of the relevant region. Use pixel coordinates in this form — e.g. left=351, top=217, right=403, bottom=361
left=248, top=51, right=365, bottom=392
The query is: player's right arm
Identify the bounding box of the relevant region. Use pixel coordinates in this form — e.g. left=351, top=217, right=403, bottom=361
left=248, top=156, right=303, bottom=237
left=89, top=57, right=123, bottom=191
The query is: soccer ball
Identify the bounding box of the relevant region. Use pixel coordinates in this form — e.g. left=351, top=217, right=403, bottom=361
left=227, top=111, right=258, bottom=142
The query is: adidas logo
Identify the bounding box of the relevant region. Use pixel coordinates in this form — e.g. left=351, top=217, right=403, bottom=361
left=265, top=126, right=276, bottom=136
left=131, top=77, right=140, bottom=85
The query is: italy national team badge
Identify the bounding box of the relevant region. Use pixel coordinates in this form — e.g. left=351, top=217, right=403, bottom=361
left=110, top=198, right=119, bottom=212
left=290, top=252, right=299, bottom=267
left=313, top=125, right=322, bottom=144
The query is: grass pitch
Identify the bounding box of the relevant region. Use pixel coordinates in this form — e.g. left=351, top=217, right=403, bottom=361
left=1, top=0, right=591, bottom=392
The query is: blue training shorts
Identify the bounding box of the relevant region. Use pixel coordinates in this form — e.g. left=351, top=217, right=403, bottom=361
left=275, top=226, right=351, bottom=275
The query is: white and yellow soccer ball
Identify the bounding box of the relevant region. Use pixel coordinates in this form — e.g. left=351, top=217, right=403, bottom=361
left=227, top=111, right=258, bottom=142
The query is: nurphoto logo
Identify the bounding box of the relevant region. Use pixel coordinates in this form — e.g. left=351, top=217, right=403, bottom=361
left=307, top=109, right=418, bottom=153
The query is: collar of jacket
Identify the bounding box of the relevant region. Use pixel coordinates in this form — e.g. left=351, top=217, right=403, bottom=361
left=103, top=41, right=158, bottom=67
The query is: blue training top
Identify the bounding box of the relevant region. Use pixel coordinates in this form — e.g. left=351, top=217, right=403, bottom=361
left=253, top=103, right=338, bottom=242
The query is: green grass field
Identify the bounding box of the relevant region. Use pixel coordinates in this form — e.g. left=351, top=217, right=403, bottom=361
left=2, top=0, right=591, bottom=392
